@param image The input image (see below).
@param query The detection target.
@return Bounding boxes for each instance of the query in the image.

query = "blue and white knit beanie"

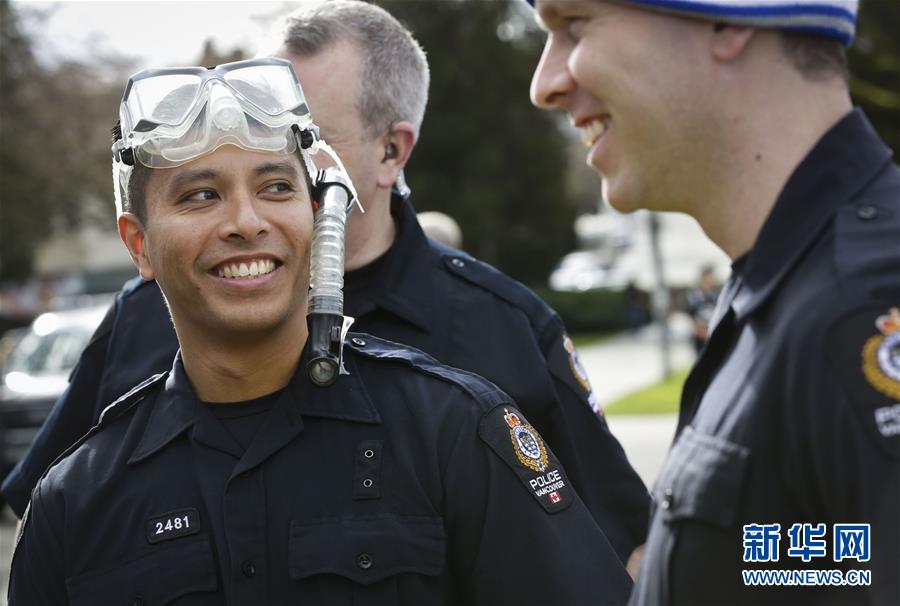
[527,1,859,47]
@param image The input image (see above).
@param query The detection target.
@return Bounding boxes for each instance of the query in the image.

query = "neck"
[344,187,397,270]
[177,311,308,403]
[690,73,852,260]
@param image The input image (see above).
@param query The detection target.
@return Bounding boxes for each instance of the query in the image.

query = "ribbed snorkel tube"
[306,166,356,386]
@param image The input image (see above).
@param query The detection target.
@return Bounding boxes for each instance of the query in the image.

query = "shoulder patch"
[828,305,900,458]
[547,332,603,418]
[440,250,555,334]
[479,405,574,513]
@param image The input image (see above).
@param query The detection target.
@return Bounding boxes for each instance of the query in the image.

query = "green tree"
[376,0,577,286]
[0,0,126,281]
[849,0,900,151]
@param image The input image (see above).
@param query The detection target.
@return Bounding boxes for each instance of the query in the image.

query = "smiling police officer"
[528,0,899,604]
[2,0,650,571]
[8,57,633,605]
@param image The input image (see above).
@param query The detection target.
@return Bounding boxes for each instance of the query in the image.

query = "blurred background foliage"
[1,0,898,290]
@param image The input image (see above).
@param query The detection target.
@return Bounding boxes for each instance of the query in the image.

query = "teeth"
[580,119,608,148]
[216,259,277,280]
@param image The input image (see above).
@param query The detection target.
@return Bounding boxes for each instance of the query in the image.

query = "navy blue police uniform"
[630,110,900,605]
[2,194,649,562]
[9,335,633,605]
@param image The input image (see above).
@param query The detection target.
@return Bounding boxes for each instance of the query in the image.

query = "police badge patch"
[504,408,549,473]
[479,405,574,513]
[862,307,900,401]
[548,333,603,418]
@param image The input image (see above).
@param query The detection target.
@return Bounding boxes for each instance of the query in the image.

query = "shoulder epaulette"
[344,333,512,410]
[97,371,168,425]
[34,371,168,495]
[432,242,557,335]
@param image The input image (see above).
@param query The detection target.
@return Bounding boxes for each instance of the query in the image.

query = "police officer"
[529,0,899,603]
[1,0,650,569]
[8,57,633,605]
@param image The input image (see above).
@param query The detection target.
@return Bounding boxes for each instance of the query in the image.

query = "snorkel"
[111,58,360,387]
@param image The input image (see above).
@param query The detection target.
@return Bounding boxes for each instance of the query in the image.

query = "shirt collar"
[128,344,381,464]
[344,193,438,333]
[731,108,894,321]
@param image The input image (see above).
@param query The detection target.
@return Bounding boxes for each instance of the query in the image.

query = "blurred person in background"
[2,0,650,573]
[529,0,899,603]
[682,265,721,354]
[417,210,463,249]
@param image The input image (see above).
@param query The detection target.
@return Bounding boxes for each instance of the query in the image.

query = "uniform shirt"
[9,336,634,605]
[2,196,649,562]
[630,109,900,605]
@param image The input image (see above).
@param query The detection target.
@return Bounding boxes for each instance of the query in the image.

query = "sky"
[13,0,301,68]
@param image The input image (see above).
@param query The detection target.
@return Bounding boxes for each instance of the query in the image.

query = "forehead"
[535,0,602,27]
[146,147,304,192]
[276,43,365,139]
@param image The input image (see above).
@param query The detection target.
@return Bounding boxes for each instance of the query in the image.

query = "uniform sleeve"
[442,400,633,606]
[0,300,115,517]
[540,320,650,560]
[785,304,900,604]
[7,478,69,605]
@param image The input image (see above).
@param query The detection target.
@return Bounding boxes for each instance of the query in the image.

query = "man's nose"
[530,35,576,111]
[221,193,270,241]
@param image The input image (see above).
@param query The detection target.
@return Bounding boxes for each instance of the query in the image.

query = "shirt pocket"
[66,535,218,606]
[653,426,750,526]
[650,426,750,601]
[289,514,445,604]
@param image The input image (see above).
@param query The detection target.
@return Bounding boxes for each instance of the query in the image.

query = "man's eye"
[181,189,217,203]
[262,182,295,195]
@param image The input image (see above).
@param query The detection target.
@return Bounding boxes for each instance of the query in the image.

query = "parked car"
[0,305,108,490]
[548,251,631,292]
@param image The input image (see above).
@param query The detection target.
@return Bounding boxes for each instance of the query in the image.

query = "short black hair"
[779,32,849,83]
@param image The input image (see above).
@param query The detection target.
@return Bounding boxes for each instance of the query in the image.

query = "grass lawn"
[568,331,617,349]
[603,367,690,416]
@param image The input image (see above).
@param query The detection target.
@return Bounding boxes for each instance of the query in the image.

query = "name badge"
[147,508,200,544]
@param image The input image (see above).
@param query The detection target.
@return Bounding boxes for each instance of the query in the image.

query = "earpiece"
[383,142,398,160]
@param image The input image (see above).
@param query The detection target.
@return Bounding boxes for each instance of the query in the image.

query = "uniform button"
[241,560,256,578]
[857,205,877,220]
[451,258,465,268]
[357,553,373,570]
[364,449,375,459]
[661,488,674,510]
[351,337,366,346]
[362,478,374,488]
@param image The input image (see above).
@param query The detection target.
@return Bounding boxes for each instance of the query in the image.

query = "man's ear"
[710,24,756,62]
[376,120,416,189]
[118,213,156,280]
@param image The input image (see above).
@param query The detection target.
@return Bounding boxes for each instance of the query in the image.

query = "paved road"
[0,324,691,600]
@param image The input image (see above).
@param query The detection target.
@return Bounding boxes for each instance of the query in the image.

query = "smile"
[216,259,278,279]
[580,118,609,148]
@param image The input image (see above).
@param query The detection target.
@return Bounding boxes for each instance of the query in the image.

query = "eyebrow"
[254,160,301,179]
[167,168,219,196]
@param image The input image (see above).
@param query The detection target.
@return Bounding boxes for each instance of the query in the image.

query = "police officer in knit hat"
[529,0,899,604]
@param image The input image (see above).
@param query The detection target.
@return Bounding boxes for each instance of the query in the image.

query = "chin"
[602,180,640,214]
